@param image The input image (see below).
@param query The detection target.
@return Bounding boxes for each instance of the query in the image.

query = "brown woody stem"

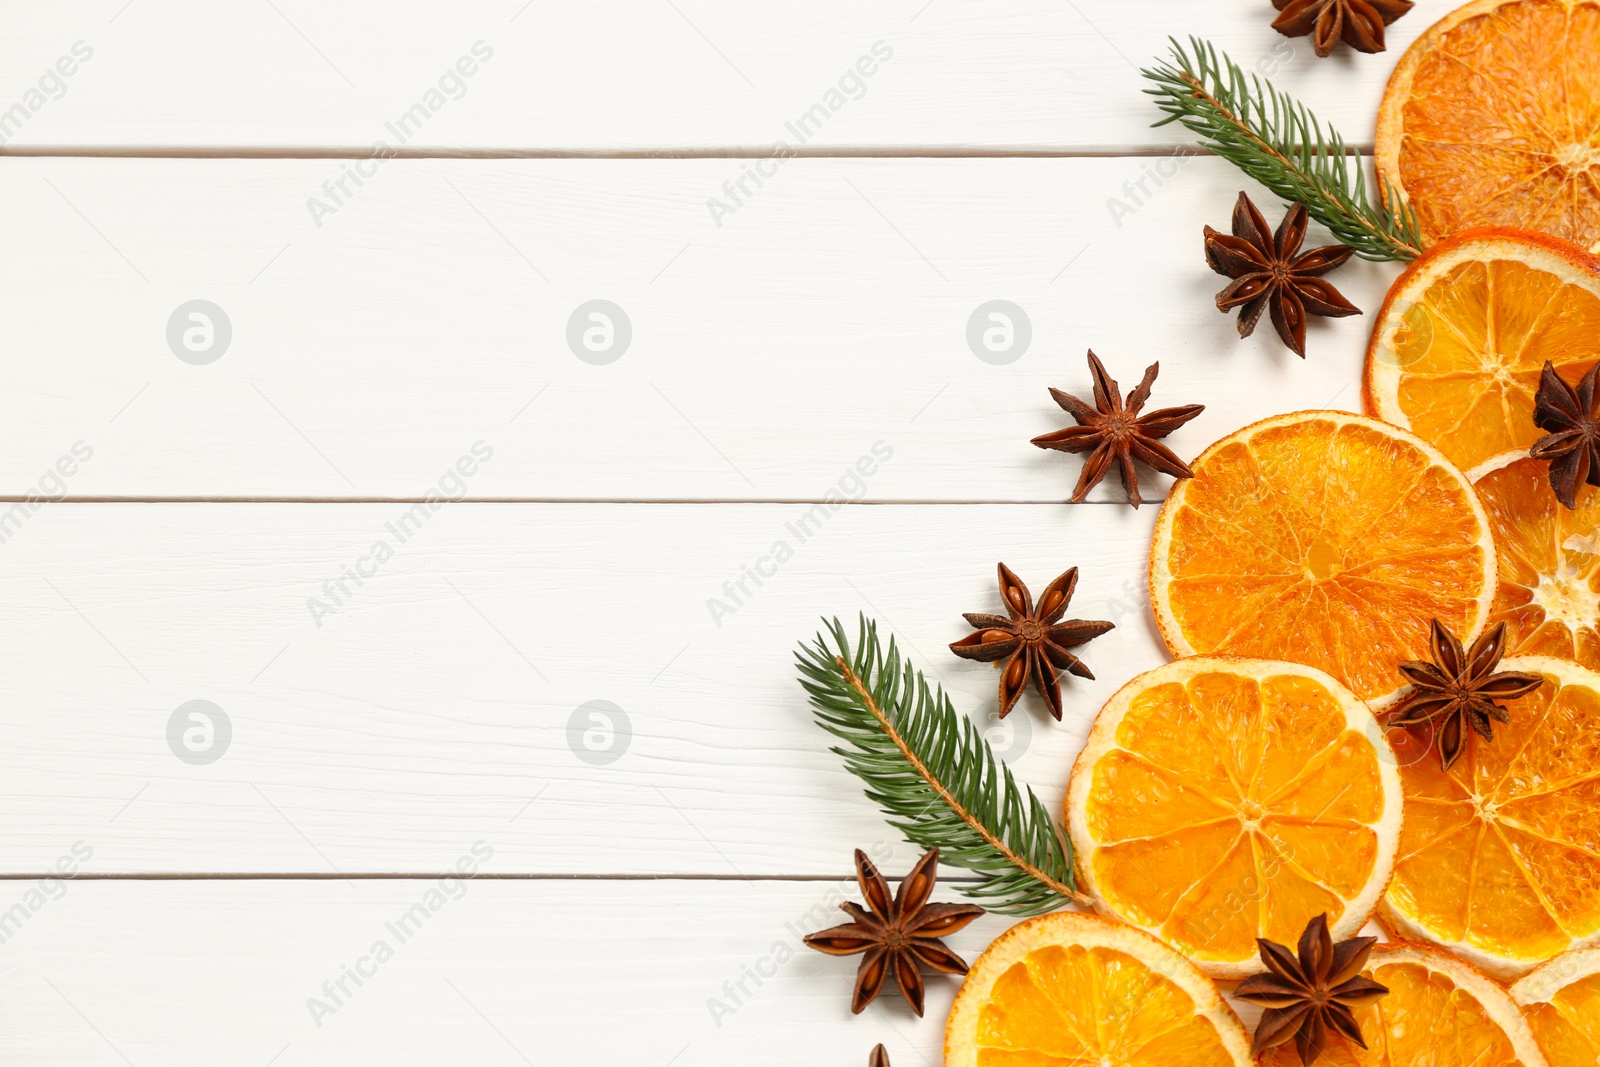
[836,656,1095,909]
[1177,70,1422,261]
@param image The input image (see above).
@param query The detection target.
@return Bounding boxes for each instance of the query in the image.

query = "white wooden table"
[0,3,1437,1063]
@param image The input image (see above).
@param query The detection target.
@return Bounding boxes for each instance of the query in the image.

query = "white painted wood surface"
[0,1,1438,1063]
[0,502,1161,875]
[0,156,1385,501]
[0,879,1025,1065]
[0,1,1453,153]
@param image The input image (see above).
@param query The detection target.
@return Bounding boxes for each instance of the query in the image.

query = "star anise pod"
[1531,360,1600,509]
[1031,350,1204,507]
[1272,0,1414,57]
[1205,192,1360,358]
[1234,914,1390,1065]
[1389,619,1543,771]
[950,563,1113,720]
[869,1046,890,1067]
[804,848,984,1016]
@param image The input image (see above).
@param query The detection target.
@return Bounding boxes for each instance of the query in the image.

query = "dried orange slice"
[944,911,1252,1067]
[1513,950,1600,1066]
[1065,658,1403,979]
[1375,0,1600,252]
[1383,656,1600,979]
[1149,411,1496,705]
[1364,229,1600,476]
[1473,451,1600,669]
[1259,942,1550,1067]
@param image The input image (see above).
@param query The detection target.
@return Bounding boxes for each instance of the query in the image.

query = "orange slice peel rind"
[944,910,1253,1067]
[1471,451,1600,670]
[1376,0,1600,254]
[1364,228,1600,477]
[1382,655,1600,981]
[1257,940,1551,1066]
[1066,656,1403,980]
[1150,410,1496,706]
[1511,949,1600,1067]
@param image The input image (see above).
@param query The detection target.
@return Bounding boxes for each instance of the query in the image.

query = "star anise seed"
[869,1045,890,1067]
[950,563,1114,720]
[1234,914,1390,1065]
[1031,350,1204,507]
[1272,0,1415,57]
[1531,360,1600,509]
[1205,191,1360,357]
[803,848,984,1016]
[1388,619,1543,772]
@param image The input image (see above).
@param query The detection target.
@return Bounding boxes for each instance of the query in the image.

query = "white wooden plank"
[0,156,1389,501]
[0,1,1446,152]
[0,501,1165,875]
[0,878,1029,1066]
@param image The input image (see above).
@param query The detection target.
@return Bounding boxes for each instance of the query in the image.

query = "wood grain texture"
[0,501,1163,875]
[0,5,1430,1060]
[0,878,1026,1066]
[0,0,1450,153]
[0,156,1387,501]
[0,874,1295,1066]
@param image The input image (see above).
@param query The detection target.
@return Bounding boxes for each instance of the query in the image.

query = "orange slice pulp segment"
[944,911,1252,1067]
[1512,950,1600,1067]
[1258,943,1550,1066]
[1364,229,1600,476]
[1474,452,1600,668]
[1383,656,1600,979]
[1375,0,1600,252]
[1150,411,1495,704]
[1066,658,1402,979]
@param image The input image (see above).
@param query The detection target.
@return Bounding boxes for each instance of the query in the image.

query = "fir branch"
[1143,36,1423,262]
[796,615,1089,916]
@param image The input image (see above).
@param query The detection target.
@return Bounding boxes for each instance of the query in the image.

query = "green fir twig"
[1143,36,1423,262]
[796,615,1089,916]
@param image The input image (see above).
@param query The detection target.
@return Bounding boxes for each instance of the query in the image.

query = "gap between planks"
[0,872,991,882]
[0,145,1375,160]
[0,497,1141,505]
